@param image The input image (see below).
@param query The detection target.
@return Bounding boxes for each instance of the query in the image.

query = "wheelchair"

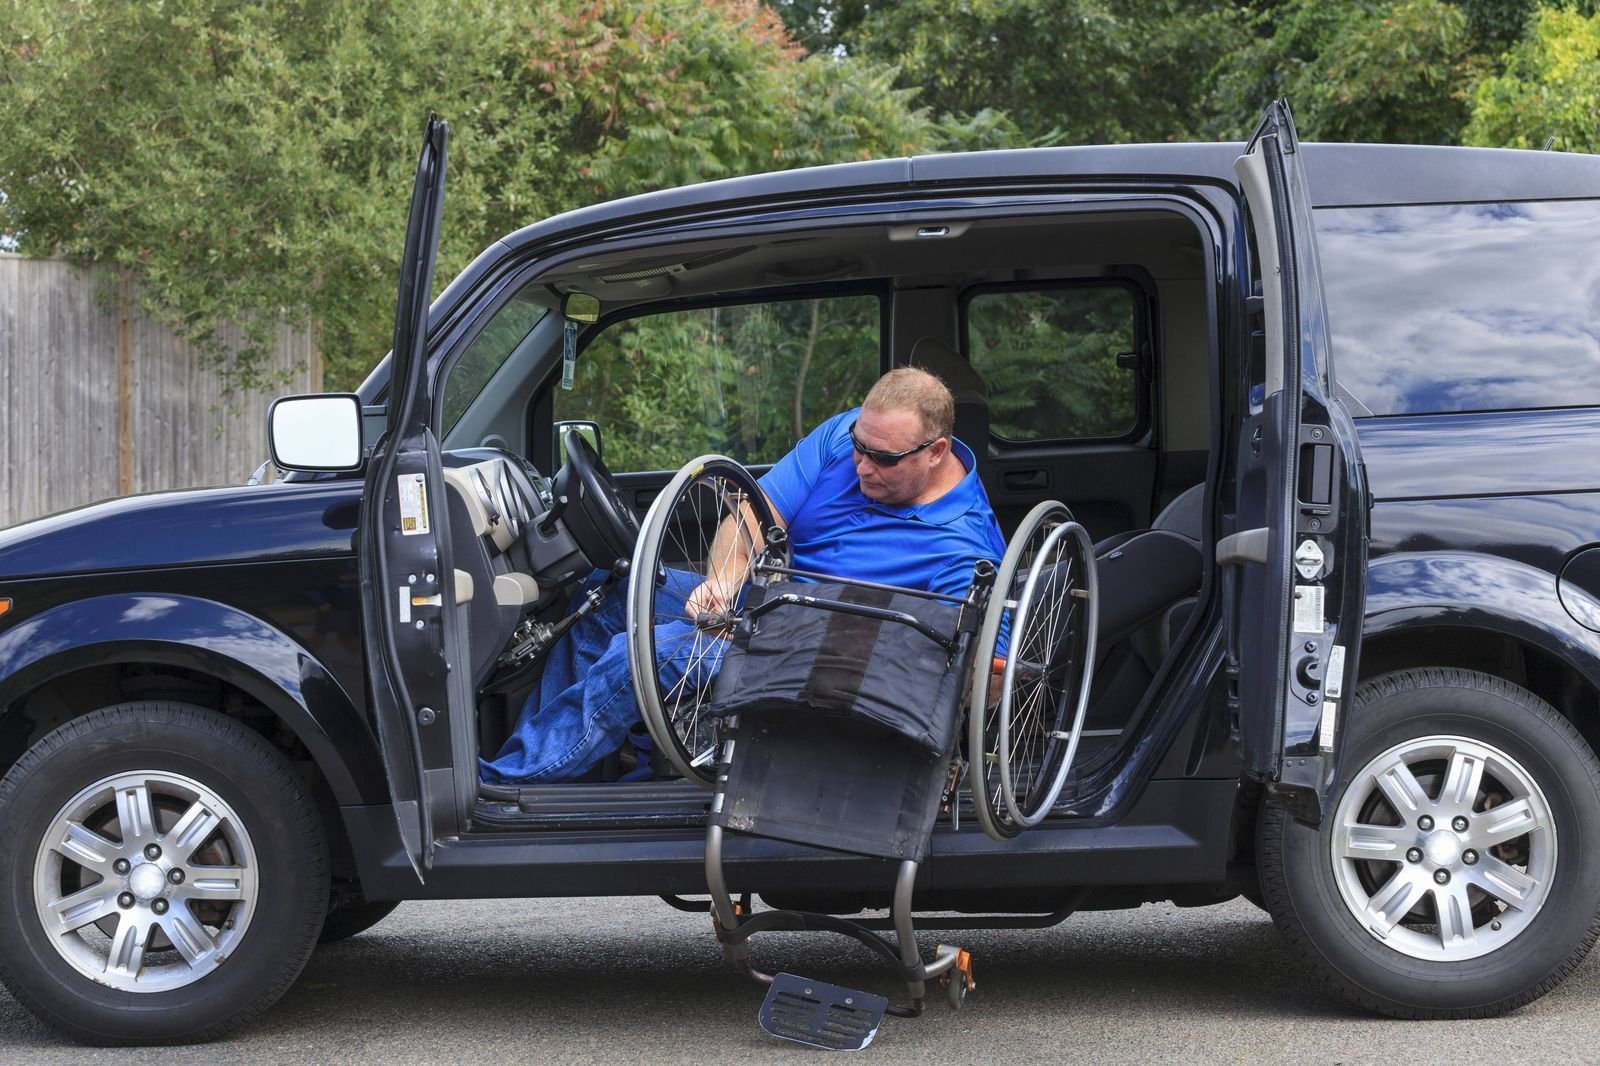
[626,456,1098,1049]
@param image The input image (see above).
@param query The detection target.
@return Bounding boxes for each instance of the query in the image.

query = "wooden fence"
[1,254,322,528]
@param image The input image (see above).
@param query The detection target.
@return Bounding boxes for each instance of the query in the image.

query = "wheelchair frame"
[626,455,1097,1046]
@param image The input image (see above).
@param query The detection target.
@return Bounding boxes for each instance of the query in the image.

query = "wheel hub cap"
[1423,830,1462,868]
[128,863,166,901]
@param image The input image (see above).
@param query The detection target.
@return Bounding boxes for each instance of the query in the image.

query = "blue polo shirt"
[758,409,1004,599]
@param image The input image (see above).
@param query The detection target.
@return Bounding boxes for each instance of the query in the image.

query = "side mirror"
[268,394,364,472]
[555,420,603,465]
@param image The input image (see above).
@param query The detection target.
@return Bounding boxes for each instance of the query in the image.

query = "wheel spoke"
[106,914,152,981]
[47,883,120,936]
[115,782,159,845]
[54,820,120,874]
[1439,748,1486,812]
[1336,822,1414,862]
[1472,798,1541,844]
[1363,868,1426,937]
[185,866,249,902]
[1468,854,1541,911]
[166,799,223,858]
[1372,758,1432,821]
[160,906,217,966]
[1432,880,1477,950]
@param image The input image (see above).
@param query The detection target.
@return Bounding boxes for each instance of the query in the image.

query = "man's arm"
[683,490,785,621]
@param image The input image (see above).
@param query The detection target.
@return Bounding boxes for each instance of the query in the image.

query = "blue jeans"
[479,569,722,784]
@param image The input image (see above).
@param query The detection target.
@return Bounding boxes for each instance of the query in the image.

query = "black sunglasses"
[848,419,939,467]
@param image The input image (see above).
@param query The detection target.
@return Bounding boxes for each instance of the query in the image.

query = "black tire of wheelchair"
[319,899,401,944]
[0,702,329,1045]
[630,454,783,787]
[967,499,1073,842]
[1257,667,1600,1018]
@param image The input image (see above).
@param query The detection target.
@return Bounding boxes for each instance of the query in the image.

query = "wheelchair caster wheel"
[936,945,975,1011]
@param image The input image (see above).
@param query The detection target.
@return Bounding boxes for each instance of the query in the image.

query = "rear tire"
[0,702,329,1044]
[1258,668,1600,1017]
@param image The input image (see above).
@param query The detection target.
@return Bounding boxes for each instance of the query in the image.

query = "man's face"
[851,406,948,507]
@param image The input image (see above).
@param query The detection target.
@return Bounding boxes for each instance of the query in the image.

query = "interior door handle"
[1003,469,1049,490]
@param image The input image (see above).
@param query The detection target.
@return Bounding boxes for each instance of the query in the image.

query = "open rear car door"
[357,116,462,879]
[1225,100,1369,825]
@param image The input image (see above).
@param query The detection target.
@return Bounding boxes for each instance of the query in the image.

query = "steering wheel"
[550,430,640,571]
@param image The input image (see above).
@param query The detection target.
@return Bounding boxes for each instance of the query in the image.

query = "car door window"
[555,295,881,471]
[439,288,550,438]
[964,283,1142,441]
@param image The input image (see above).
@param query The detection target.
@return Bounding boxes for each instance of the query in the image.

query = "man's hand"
[685,576,742,626]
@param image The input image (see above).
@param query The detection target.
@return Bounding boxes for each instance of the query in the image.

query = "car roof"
[497,142,1600,256]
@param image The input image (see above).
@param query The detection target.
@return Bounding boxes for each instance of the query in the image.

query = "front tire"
[1259,668,1600,1017]
[0,702,329,1044]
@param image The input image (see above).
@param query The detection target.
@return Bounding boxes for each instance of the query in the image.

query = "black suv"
[5,103,1600,1044]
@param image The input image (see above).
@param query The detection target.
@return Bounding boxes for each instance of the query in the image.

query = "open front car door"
[357,116,464,879]
[1226,100,1369,825]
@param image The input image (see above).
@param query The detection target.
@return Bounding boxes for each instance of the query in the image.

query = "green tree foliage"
[777,0,1248,146]
[0,0,932,392]
[1465,5,1600,151]
[1210,0,1476,142]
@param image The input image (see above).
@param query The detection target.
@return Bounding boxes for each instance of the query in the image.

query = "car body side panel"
[0,593,383,804]
[1363,552,1600,688]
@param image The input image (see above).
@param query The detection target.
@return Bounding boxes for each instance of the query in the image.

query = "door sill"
[473,778,710,831]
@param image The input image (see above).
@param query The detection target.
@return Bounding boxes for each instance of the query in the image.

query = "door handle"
[1003,469,1049,491]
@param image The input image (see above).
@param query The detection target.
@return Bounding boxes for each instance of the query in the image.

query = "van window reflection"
[1317,200,1600,417]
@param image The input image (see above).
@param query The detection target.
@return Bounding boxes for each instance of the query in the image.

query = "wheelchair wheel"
[627,455,787,786]
[968,500,1098,839]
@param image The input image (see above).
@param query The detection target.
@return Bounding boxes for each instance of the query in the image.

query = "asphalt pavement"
[5,895,1600,1064]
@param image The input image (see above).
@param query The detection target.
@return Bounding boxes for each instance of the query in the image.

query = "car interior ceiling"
[461,205,1216,796]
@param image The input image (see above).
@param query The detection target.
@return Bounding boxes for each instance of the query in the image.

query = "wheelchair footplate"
[760,973,888,1052]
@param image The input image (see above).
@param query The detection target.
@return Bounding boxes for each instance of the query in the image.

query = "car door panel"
[357,115,457,879]
[1228,100,1368,826]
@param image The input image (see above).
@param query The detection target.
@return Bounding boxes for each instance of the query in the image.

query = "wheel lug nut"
[1406,847,1424,863]
[1452,816,1469,832]
[117,892,135,909]
[144,844,162,861]
[168,868,185,885]
[152,898,168,915]
[1434,869,1450,885]
[1418,815,1434,831]
[113,858,131,875]
[1463,850,1478,865]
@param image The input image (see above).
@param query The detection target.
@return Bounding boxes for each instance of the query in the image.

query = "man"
[481,366,1004,784]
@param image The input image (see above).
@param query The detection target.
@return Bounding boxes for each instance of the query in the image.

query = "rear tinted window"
[964,283,1141,441]
[1317,201,1600,416]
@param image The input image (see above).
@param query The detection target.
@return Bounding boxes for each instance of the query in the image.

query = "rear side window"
[963,283,1141,441]
[555,295,880,471]
[1317,200,1600,416]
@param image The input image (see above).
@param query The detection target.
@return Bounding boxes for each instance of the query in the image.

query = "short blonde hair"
[862,367,955,441]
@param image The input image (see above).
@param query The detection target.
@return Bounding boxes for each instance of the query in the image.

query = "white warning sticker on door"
[1326,644,1347,699]
[1292,584,1324,633]
[398,473,430,536]
[1319,700,1339,750]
